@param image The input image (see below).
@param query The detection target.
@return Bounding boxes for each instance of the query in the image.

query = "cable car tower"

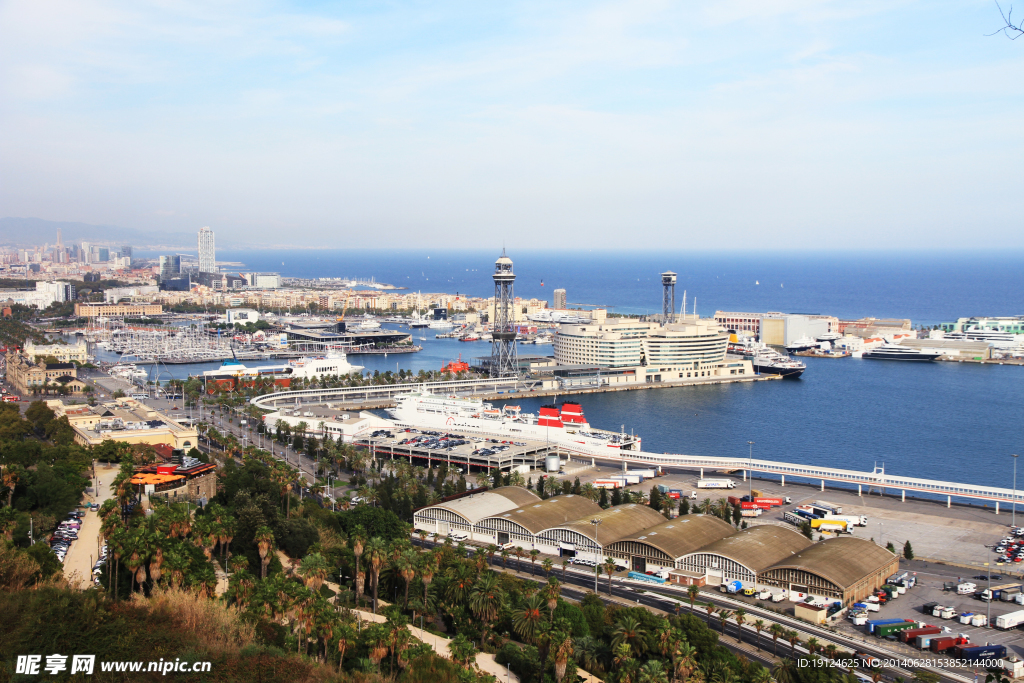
[661,271,677,324]
[490,249,519,377]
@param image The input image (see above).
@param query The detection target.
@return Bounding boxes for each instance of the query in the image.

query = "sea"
[127,249,1024,490]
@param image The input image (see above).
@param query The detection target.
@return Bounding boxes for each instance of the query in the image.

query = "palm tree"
[513,593,545,643]
[786,629,800,659]
[514,547,526,573]
[574,635,601,674]
[364,537,388,613]
[604,558,616,595]
[675,641,697,683]
[773,659,796,683]
[351,529,365,605]
[639,661,670,683]
[500,548,510,570]
[255,526,275,579]
[717,609,732,637]
[542,558,554,576]
[419,552,437,613]
[469,571,504,646]
[733,608,746,643]
[561,558,570,580]
[752,667,773,683]
[395,550,417,609]
[552,630,575,683]
[298,553,329,592]
[753,619,766,651]
[704,601,715,626]
[687,584,700,612]
[529,548,540,574]
[698,498,714,514]
[806,637,820,657]
[543,577,561,615]
[612,615,647,654]
[823,643,838,662]
[335,623,355,669]
[448,634,477,669]
[768,623,784,657]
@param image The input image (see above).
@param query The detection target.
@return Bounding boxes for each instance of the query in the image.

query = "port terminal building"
[550,316,754,385]
[415,492,899,604]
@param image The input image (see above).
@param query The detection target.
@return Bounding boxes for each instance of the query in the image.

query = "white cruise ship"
[386,393,641,454]
[201,351,363,391]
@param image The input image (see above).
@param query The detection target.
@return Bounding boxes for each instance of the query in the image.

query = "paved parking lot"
[573,465,1010,566]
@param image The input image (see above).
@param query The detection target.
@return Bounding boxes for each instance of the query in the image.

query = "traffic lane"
[416,540,964,683]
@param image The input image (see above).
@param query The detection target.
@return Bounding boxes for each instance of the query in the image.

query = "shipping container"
[657,484,670,494]
[955,645,1007,662]
[866,618,906,634]
[740,509,762,517]
[741,501,769,510]
[915,634,942,649]
[593,480,622,489]
[696,479,735,489]
[628,469,656,479]
[754,497,785,507]
[812,500,843,514]
[995,610,1024,630]
[876,622,919,638]
[999,588,1020,602]
[900,626,940,643]
[930,637,956,653]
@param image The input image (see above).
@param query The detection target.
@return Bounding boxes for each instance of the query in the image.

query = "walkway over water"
[559,440,1023,512]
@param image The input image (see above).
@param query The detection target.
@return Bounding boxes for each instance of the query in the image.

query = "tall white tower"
[198,226,216,273]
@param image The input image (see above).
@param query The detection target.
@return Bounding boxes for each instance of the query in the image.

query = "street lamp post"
[590,518,603,592]
[986,562,992,628]
[747,441,754,500]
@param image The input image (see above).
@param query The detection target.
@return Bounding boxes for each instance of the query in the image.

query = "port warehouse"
[415,488,899,604]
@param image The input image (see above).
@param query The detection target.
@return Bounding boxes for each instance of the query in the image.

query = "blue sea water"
[130,249,1024,488]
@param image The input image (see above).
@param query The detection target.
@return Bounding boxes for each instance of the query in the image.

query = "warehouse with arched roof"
[413,486,540,539]
[534,503,667,563]
[677,524,812,588]
[606,514,736,573]
[474,494,602,549]
[759,536,900,604]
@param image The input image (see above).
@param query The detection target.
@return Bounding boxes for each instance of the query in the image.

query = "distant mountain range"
[1,217,194,248]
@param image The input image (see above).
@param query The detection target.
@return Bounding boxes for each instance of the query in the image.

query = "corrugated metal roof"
[607,514,736,559]
[546,503,667,545]
[489,495,603,534]
[683,524,812,572]
[764,537,898,589]
[436,487,541,524]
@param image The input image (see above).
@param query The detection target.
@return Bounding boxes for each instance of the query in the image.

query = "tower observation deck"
[490,250,519,377]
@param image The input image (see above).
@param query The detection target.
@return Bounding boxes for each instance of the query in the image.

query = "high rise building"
[553,288,566,310]
[159,255,182,280]
[122,245,133,267]
[198,226,216,273]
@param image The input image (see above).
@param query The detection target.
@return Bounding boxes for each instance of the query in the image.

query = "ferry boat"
[729,339,806,378]
[201,351,363,392]
[386,393,641,454]
[862,344,941,362]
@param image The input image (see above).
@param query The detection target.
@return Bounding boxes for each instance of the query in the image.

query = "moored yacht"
[862,344,941,361]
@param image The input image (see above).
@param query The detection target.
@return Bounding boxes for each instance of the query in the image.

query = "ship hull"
[753,364,805,379]
[862,353,939,361]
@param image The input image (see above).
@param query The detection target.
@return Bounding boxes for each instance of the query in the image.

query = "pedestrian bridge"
[559,440,1022,511]
[249,377,538,410]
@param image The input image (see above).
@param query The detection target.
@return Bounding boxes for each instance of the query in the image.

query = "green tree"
[903,540,914,560]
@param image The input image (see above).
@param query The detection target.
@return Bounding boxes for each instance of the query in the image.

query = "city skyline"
[1,2,1023,250]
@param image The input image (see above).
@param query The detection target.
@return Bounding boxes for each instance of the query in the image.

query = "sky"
[1,0,1023,250]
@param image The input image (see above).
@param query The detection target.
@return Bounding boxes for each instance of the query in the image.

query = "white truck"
[697,478,736,489]
[995,610,1024,630]
[826,514,869,527]
[957,582,977,595]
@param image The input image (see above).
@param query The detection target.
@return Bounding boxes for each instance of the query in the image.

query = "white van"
[448,531,468,542]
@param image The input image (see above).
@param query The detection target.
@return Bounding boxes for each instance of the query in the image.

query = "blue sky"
[1,0,1022,249]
